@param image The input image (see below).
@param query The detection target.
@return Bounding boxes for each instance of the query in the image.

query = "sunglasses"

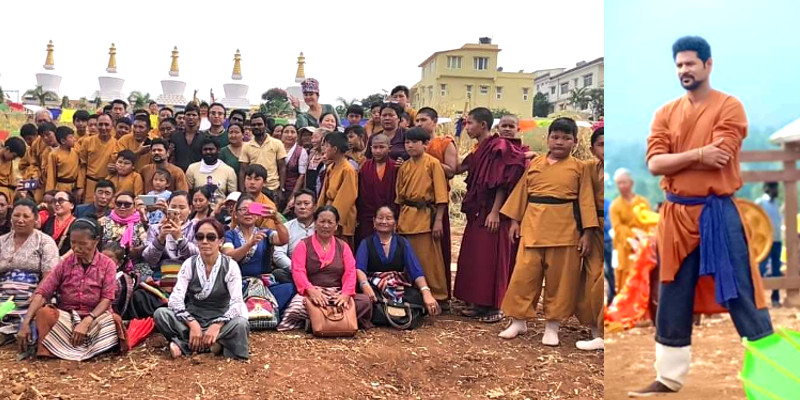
[116,201,133,209]
[194,233,218,242]
[54,198,71,205]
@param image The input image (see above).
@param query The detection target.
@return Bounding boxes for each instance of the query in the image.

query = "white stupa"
[220,49,250,109]
[286,52,308,113]
[35,40,62,97]
[91,43,125,102]
[156,46,187,106]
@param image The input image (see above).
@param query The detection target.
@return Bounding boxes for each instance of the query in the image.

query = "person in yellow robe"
[20,122,58,202]
[609,168,651,294]
[107,150,144,196]
[395,127,449,303]
[317,131,358,248]
[498,117,599,346]
[78,114,118,204]
[45,127,80,193]
[0,138,27,201]
[114,115,153,171]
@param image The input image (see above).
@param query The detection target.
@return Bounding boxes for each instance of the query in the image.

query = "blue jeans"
[758,241,783,304]
[604,240,615,305]
[655,200,773,347]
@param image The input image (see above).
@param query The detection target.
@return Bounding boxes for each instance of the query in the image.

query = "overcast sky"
[1,0,602,107]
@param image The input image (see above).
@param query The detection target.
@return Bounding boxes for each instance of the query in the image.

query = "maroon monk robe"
[355,158,398,248]
[454,135,526,309]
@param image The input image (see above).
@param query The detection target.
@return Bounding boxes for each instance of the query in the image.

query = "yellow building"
[411,38,534,118]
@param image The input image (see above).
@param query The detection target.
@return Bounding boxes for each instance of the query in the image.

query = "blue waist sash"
[665,192,740,306]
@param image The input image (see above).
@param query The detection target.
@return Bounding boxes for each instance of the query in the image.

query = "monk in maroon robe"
[356,134,398,247]
[455,108,526,322]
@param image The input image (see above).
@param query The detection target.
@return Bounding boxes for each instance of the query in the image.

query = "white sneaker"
[498,319,527,339]
[576,337,604,351]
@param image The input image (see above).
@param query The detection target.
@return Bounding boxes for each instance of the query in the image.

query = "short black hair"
[404,127,430,143]
[56,190,77,206]
[96,179,116,193]
[184,103,200,115]
[293,188,316,202]
[344,124,366,139]
[55,126,75,144]
[380,102,404,118]
[117,149,136,164]
[148,100,157,106]
[346,104,364,118]
[314,204,340,222]
[151,138,169,151]
[4,137,26,158]
[323,131,349,153]
[208,102,226,114]
[549,117,578,137]
[244,164,268,180]
[132,109,149,117]
[175,110,186,117]
[115,117,132,127]
[103,105,113,113]
[111,99,128,108]
[201,137,221,150]
[20,123,37,138]
[38,122,56,136]
[764,182,779,190]
[591,127,604,146]
[199,101,209,108]
[370,101,384,111]
[417,107,438,121]
[672,36,712,63]
[230,109,247,121]
[391,85,409,97]
[159,117,177,128]
[88,114,99,121]
[250,112,267,125]
[469,107,494,131]
[159,107,174,116]
[400,113,410,123]
[153,168,173,186]
[319,112,339,129]
[73,110,90,122]
[13,199,38,215]
[133,114,151,129]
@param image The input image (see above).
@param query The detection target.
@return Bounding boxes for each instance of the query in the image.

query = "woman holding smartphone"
[142,191,198,293]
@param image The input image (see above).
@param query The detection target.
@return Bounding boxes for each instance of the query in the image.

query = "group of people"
[0,77,605,362]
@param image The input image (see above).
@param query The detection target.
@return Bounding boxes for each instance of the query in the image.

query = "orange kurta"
[19,136,48,180]
[646,89,766,311]
[114,135,152,171]
[45,147,80,192]
[108,172,144,196]
[610,195,651,291]
[78,135,117,203]
[318,158,358,237]
[426,136,455,166]
[576,158,605,332]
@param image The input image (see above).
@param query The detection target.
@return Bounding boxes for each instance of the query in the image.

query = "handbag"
[371,284,425,330]
[243,277,280,330]
[304,297,358,337]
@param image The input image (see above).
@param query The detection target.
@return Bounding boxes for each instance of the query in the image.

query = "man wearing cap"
[290,78,340,129]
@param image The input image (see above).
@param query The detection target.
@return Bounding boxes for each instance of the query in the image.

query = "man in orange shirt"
[629,36,773,397]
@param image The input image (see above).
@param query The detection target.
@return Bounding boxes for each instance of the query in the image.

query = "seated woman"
[0,200,61,344]
[142,191,198,290]
[41,191,77,257]
[153,218,249,360]
[16,217,127,361]
[356,206,440,327]
[98,191,147,274]
[276,205,372,331]
[222,195,293,314]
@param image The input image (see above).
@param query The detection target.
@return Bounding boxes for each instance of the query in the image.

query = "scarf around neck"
[199,159,222,175]
[110,210,140,248]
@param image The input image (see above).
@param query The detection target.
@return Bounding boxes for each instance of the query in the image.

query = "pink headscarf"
[109,210,141,249]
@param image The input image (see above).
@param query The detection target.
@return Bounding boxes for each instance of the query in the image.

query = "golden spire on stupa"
[295,52,306,83]
[169,46,180,77]
[43,40,55,70]
[106,43,117,73]
[232,49,242,80]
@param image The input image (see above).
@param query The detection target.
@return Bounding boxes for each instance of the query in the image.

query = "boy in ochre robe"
[345,125,367,167]
[115,115,153,171]
[0,138,26,201]
[45,127,80,193]
[395,127,449,304]
[317,131,358,249]
[114,117,131,140]
[454,107,526,323]
[356,134,398,247]
[498,117,598,346]
[575,128,605,351]
[242,164,279,230]
[108,150,144,196]
[20,122,58,202]
[78,113,118,203]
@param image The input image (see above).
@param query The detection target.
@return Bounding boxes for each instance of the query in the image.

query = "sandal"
[477,311,504,324]
[460,306,482,318]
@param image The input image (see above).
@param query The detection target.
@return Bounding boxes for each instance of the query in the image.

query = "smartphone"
[166,208,180,224]
[22,179,39,191]
[138,195,158,206]
[247,202,273,217]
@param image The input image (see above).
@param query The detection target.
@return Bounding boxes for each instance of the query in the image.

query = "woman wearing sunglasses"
[97,192,147,273]
[41,191,77,256]
[154,218,249,360]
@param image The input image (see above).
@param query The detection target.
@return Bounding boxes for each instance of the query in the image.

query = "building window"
[480,85,489,95]
[550,86,556,95]
[440,84,447,97]
[466,85,473,99]
[496,87,503,100]
[428,86,433,100]
[584,73,593,87]
[446,56,462,69]
[473,57,489,70]
[560,83,569,94]
[522,88,529,101]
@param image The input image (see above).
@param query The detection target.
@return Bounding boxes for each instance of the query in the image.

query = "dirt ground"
[0,227,604,400]
[604,304,800,399]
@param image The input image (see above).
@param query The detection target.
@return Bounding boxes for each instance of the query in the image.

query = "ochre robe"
[108,172,144,196]
[454,135,526,309]
[0,158,17,202]
[646,89,766,312]
[19,137,52,202]
[576,158,605,334]
[426,135,456,296]
[78,135,117,203]
[45,147,80,192]
[140,163,189,194]
[395,153,449,300]
[115,135,152,171]
[356,158,398,246]
[318,158,358,240]
[610,195,651,292]
[500,155,599,320]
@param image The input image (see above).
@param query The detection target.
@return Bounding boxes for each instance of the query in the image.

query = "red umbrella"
[127,317,155,348]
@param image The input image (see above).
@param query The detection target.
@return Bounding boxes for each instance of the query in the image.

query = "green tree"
[490,108,513,118]
[93,96,103,109]
[532,92,550,117]
[588,87,604,119]
[260,88,292,117]
[128,91,151,109]
[566,87,591,111]
[360,93,385,108]
[24,85,59,107]
[0,86,4,104]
